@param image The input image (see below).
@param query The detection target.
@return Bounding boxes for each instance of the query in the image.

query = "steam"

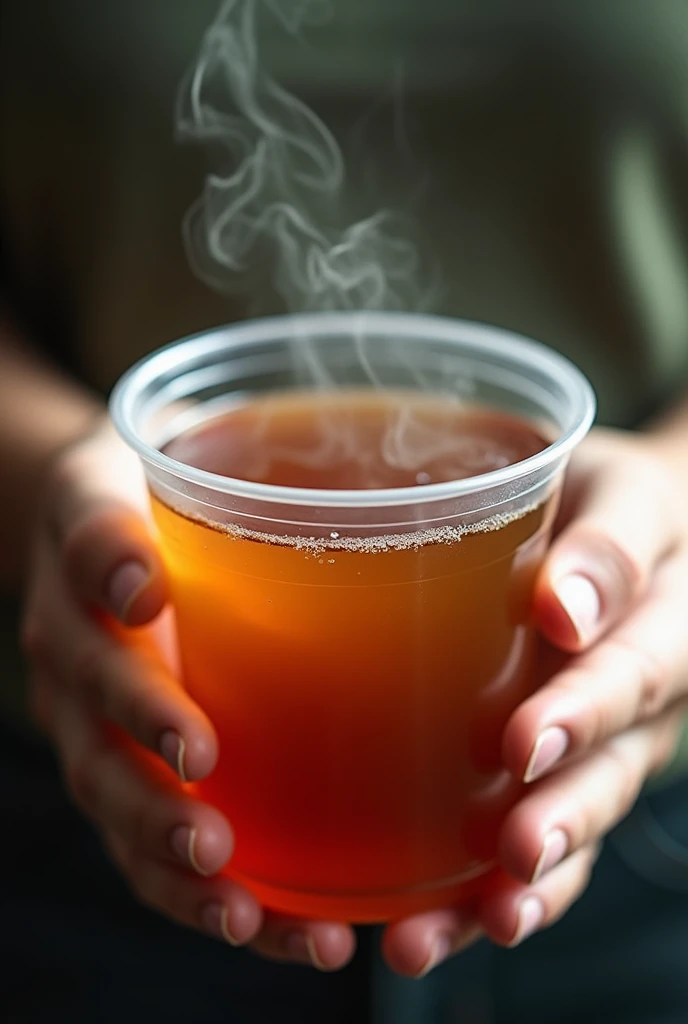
[176,0,422,316]
[174,0,482,483]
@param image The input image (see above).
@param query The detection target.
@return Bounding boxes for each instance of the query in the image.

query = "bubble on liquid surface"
[180,498,548,556]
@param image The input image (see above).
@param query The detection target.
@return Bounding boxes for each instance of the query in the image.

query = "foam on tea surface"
[161,389,550,552]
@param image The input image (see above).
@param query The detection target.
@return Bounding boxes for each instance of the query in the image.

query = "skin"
[5,318,688,975]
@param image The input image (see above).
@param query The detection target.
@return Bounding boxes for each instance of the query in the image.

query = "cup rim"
[109,311,596,509]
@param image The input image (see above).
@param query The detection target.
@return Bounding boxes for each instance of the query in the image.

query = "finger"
[479,843,600,947]
[106,835,355,968]
[64,506,168,627]
[535,439,680,652]
[500,710,683,885]
[248,914,357,972]
[504,553,688,782]
[106,834,263,947]
[52,692,356,971]
[46,427,167,626]
[24,576,217,782]
[381,908,483,979]
[52,692,233,875]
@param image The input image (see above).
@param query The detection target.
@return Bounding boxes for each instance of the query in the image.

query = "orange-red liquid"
[153,391,554,921]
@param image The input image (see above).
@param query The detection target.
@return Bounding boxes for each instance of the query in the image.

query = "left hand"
[22,421,356,971]
[383,426,688,977]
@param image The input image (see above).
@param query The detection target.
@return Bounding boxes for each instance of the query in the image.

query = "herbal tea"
[153,390,554,920]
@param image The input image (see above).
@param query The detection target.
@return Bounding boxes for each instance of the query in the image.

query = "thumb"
[534,444,678,653]
[46,425,167,626]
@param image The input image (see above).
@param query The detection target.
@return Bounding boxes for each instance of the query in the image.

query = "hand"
[382,427,688,977]
[21,417,355,970]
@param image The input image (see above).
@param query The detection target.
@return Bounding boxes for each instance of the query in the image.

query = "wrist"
[8,406,107,589]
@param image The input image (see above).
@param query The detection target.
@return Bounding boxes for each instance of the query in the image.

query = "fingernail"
[524,726,569,783]
[201,902,242,946]
[170,825,208,876]
[285,932,329,971]
[159,730,187,783]
[107,560,150,622]
[509,896,544,946]
[531,828,568,883]
[554,573,600,644]
[414,933,453,979]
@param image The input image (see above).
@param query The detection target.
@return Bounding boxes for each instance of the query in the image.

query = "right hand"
[21,416,355,970]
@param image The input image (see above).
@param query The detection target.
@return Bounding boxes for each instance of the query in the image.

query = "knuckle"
[568,637,671,754]
[593,529,645,596]
[80,646,159,746]
[608,638,670,720]
[561,804,591,856]
[552,669,611,748]
[585,693,615,750]
[571,519,645,600]
[600,745,642,820]
[635,650,671,720]
[60,505,122,584]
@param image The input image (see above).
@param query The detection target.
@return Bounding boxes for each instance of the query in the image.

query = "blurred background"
[3,2,688,1021]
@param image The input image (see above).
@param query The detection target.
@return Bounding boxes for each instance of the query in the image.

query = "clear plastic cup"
[110,311,595,922]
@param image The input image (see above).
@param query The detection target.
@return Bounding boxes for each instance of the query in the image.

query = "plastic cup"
[110,311,595,922]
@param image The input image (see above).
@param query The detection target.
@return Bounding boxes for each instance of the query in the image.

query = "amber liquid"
[154,391,554,921]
